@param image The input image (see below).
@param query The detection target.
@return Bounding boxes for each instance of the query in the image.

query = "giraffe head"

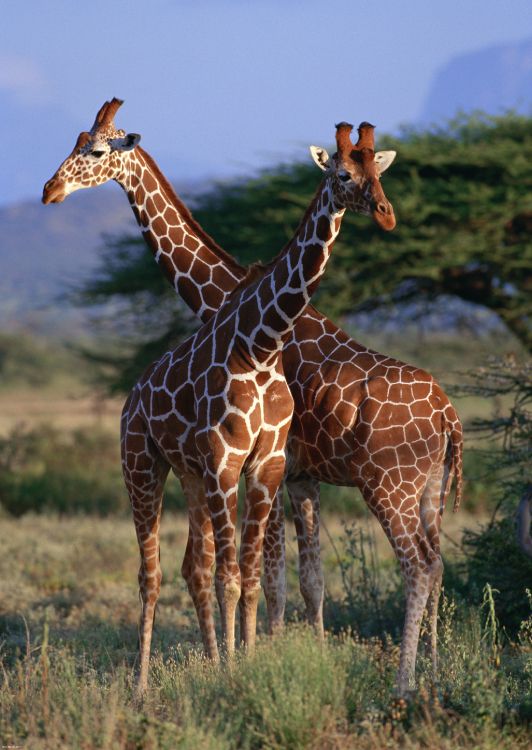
[42,98,141,204]
[310,122,396,231]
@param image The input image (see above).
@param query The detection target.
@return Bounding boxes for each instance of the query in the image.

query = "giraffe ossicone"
[43,98,463,696]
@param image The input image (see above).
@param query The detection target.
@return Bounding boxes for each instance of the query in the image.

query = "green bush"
[461,518,532,631]
[0,424,187,516]
[452,357,532,631]
[0,333,80,388]
[0,469,125,516]
[460,448,500,512]
[324,522,405,639]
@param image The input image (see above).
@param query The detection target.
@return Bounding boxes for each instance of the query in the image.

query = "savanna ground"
[0,329,531,749]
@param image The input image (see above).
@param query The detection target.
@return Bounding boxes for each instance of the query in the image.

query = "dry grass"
[0,509,483,638]
[0,514,530,749]
[0,386,124,436]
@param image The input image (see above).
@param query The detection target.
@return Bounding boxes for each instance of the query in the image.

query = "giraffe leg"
[203,463,242,658]
[262,487,287,634]
[180,474,219,661]
[366,486,442,696]
[287,477,324,638]
[398,556,442,695]
[240,455,287,651]
[122,423,170,699]
[425,563,443,678]
[419,454,450,681]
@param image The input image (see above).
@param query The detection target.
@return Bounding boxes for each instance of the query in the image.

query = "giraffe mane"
[227,261,270,296]
[136,147,247,277]
[264,178,328,267]
[226,178,330,296]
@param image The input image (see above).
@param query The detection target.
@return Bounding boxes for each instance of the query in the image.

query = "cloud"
[0,54,51,105]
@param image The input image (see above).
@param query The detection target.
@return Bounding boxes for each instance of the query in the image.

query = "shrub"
[324,521,405,639]
[452,357,532,631]
[0,332,80,388]
[0,424,186,516]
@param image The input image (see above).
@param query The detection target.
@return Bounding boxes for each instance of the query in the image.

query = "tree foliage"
[80,113,532,391]
[192,112,532,346]
[452,356,532,630]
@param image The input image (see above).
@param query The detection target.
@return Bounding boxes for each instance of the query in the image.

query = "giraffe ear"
[374,150,396,175]
[109,132,141,152]
[309,145,331,172]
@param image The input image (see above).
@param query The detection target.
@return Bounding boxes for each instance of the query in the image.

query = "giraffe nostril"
[42,176,66,204]
[377,201,388,214]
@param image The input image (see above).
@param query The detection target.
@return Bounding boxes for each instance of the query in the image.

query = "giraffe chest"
[139,353,293,479]
[197,366,294,454]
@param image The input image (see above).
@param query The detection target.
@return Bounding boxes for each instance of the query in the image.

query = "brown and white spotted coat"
[43,100,397,695]
[43,99,462,694]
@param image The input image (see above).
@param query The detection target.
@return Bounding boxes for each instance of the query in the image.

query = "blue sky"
[1,0,531,204]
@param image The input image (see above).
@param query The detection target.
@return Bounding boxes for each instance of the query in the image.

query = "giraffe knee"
[138,564,162,600]
[300,571,323,596]
[429,555,443,585]
[183,565,212,598]
[240,583,261,610]
[215,576,241,605]
[181,534,215,588]
[405,554,442,601]
[299,564,324,610]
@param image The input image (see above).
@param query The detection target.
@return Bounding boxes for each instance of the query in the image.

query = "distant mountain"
[0,186,135,330]
[420,37,532,123]
[0,178,213,333]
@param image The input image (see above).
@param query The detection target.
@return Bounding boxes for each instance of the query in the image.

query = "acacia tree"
[80,113,532,391]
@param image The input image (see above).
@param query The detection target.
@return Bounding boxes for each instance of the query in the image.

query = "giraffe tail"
[443,409,463,513]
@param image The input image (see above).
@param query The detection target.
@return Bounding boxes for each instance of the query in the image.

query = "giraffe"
[42,99,397,695]
[42,99,462,694]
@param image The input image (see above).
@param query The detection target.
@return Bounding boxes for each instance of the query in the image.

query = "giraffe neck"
[116,147,245,323]
[237,181,345,361]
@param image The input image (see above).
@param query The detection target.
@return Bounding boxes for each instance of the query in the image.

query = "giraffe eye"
[91,150,105,158]
[338,172,351,183]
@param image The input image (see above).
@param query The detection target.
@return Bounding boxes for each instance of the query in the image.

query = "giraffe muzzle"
[372,200,396,231]
[42,177,67,204]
